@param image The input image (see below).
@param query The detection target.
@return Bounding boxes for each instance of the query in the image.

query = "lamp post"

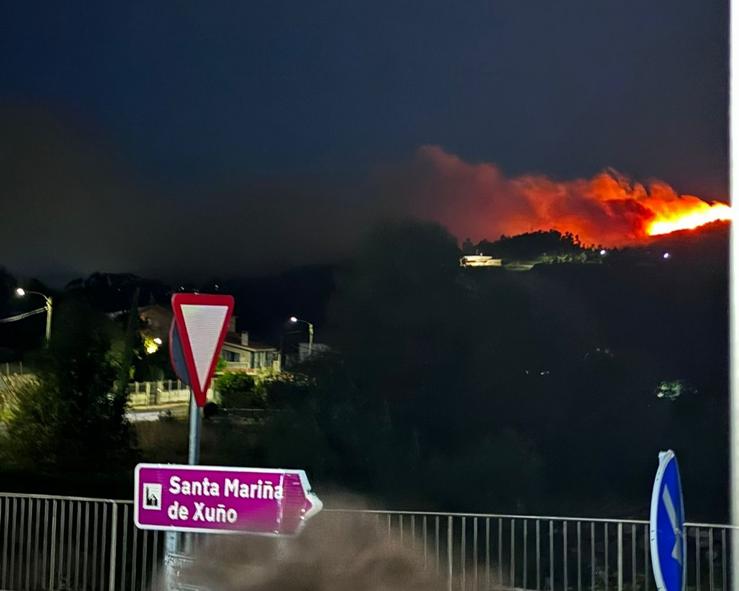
[289,316,314,357]
[730,0,739,584]
[15,288,53,344]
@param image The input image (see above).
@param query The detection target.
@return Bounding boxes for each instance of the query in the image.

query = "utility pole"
[15,288,53,344]
[729,2,738,587]
[289,316,315,358]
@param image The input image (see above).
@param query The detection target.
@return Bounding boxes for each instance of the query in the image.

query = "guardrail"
[327,510,733,591]
[0,493,732,591]
[128,380,186,395]
[0,493,158,591]
[127,381,215,408]
[0,362,27,377]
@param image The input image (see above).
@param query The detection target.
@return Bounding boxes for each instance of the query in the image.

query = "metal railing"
[128,380,185,395]
[0,362,27,377]
[0,493,162,591]
[327,510,735,591]
[219,362,281,375]
[0,494,734,591]
[127,381,214,408]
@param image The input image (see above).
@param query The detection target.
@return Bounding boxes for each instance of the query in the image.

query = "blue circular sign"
[650,450,685,591]
[168,322,190,387]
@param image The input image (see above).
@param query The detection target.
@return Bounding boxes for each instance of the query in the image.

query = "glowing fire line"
[645,202,732,236]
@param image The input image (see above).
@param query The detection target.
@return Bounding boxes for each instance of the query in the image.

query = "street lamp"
[289,316,314,356]
[15,288,53,344]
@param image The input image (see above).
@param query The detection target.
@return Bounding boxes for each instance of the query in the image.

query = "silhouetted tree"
[1,297,136,472]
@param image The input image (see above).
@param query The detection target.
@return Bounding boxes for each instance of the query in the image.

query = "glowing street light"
[15,287,53,344]
[144,337,164,355]
[289,316,314,356]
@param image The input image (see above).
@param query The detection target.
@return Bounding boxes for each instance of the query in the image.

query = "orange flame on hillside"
[517,170,733,242]
[645,201,732,236]
[401,147,732,245]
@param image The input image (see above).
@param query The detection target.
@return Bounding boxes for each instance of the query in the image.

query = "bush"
[215,372,265,409]
[0,299,136,472]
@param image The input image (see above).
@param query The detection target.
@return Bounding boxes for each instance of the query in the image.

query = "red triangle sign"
[170,293,234,407]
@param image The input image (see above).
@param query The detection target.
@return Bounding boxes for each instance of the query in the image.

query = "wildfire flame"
[645,201,732,236]
[400,146,732,245]
[517,170,733,243]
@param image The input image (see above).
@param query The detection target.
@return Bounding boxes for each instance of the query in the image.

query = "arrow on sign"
[649,450,686,591]
[662,487,683,564]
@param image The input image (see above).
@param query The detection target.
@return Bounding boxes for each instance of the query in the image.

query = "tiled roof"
[223,335,278,352]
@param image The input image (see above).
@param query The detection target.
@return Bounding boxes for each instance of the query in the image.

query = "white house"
[220,319,281,375]
[459,255,503,268]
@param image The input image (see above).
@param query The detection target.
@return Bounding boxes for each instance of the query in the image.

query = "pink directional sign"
[134,464,322,536]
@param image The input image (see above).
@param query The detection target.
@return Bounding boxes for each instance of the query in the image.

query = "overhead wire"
[0,307,46,323]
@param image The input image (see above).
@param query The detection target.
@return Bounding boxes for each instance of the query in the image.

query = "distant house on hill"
[220,318,281,376]
[459,255,503,268]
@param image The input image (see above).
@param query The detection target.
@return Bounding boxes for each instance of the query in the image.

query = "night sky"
[0,1,727,283]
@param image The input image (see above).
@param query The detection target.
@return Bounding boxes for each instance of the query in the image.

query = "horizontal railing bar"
[324,509,648,524]
[0,493,131,504]
[684,521,739,529]
[1,492,735,529]
[324,509,739,529]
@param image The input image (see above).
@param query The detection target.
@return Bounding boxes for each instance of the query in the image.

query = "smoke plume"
[160,510,449,591]
[385,146,730,246]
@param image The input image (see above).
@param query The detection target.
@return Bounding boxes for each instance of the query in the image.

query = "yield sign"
[169,293,234,407]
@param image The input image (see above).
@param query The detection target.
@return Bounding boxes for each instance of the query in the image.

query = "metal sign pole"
[163,390,202,589]
[164,532,178,589]
[188,390,201,465]
[731,1,738,589]
[186,390,201,556]
[161,293,233,590]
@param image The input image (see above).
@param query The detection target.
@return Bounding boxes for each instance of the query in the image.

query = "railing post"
[550,520,555,591]
[709,529,715,591]
[617,522,623,591]
[562,521,569,591]
[511,519,516,587]
[696,527,702,591]
[108,503,118,591]
[448,515,454,591]
[49,501,57,591]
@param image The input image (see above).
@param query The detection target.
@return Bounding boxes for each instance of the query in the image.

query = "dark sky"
[0,1,728,283]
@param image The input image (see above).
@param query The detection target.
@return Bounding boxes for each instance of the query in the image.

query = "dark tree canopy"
[478,230,591,261]
[1,297,136,473]
[260,220,727,519]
